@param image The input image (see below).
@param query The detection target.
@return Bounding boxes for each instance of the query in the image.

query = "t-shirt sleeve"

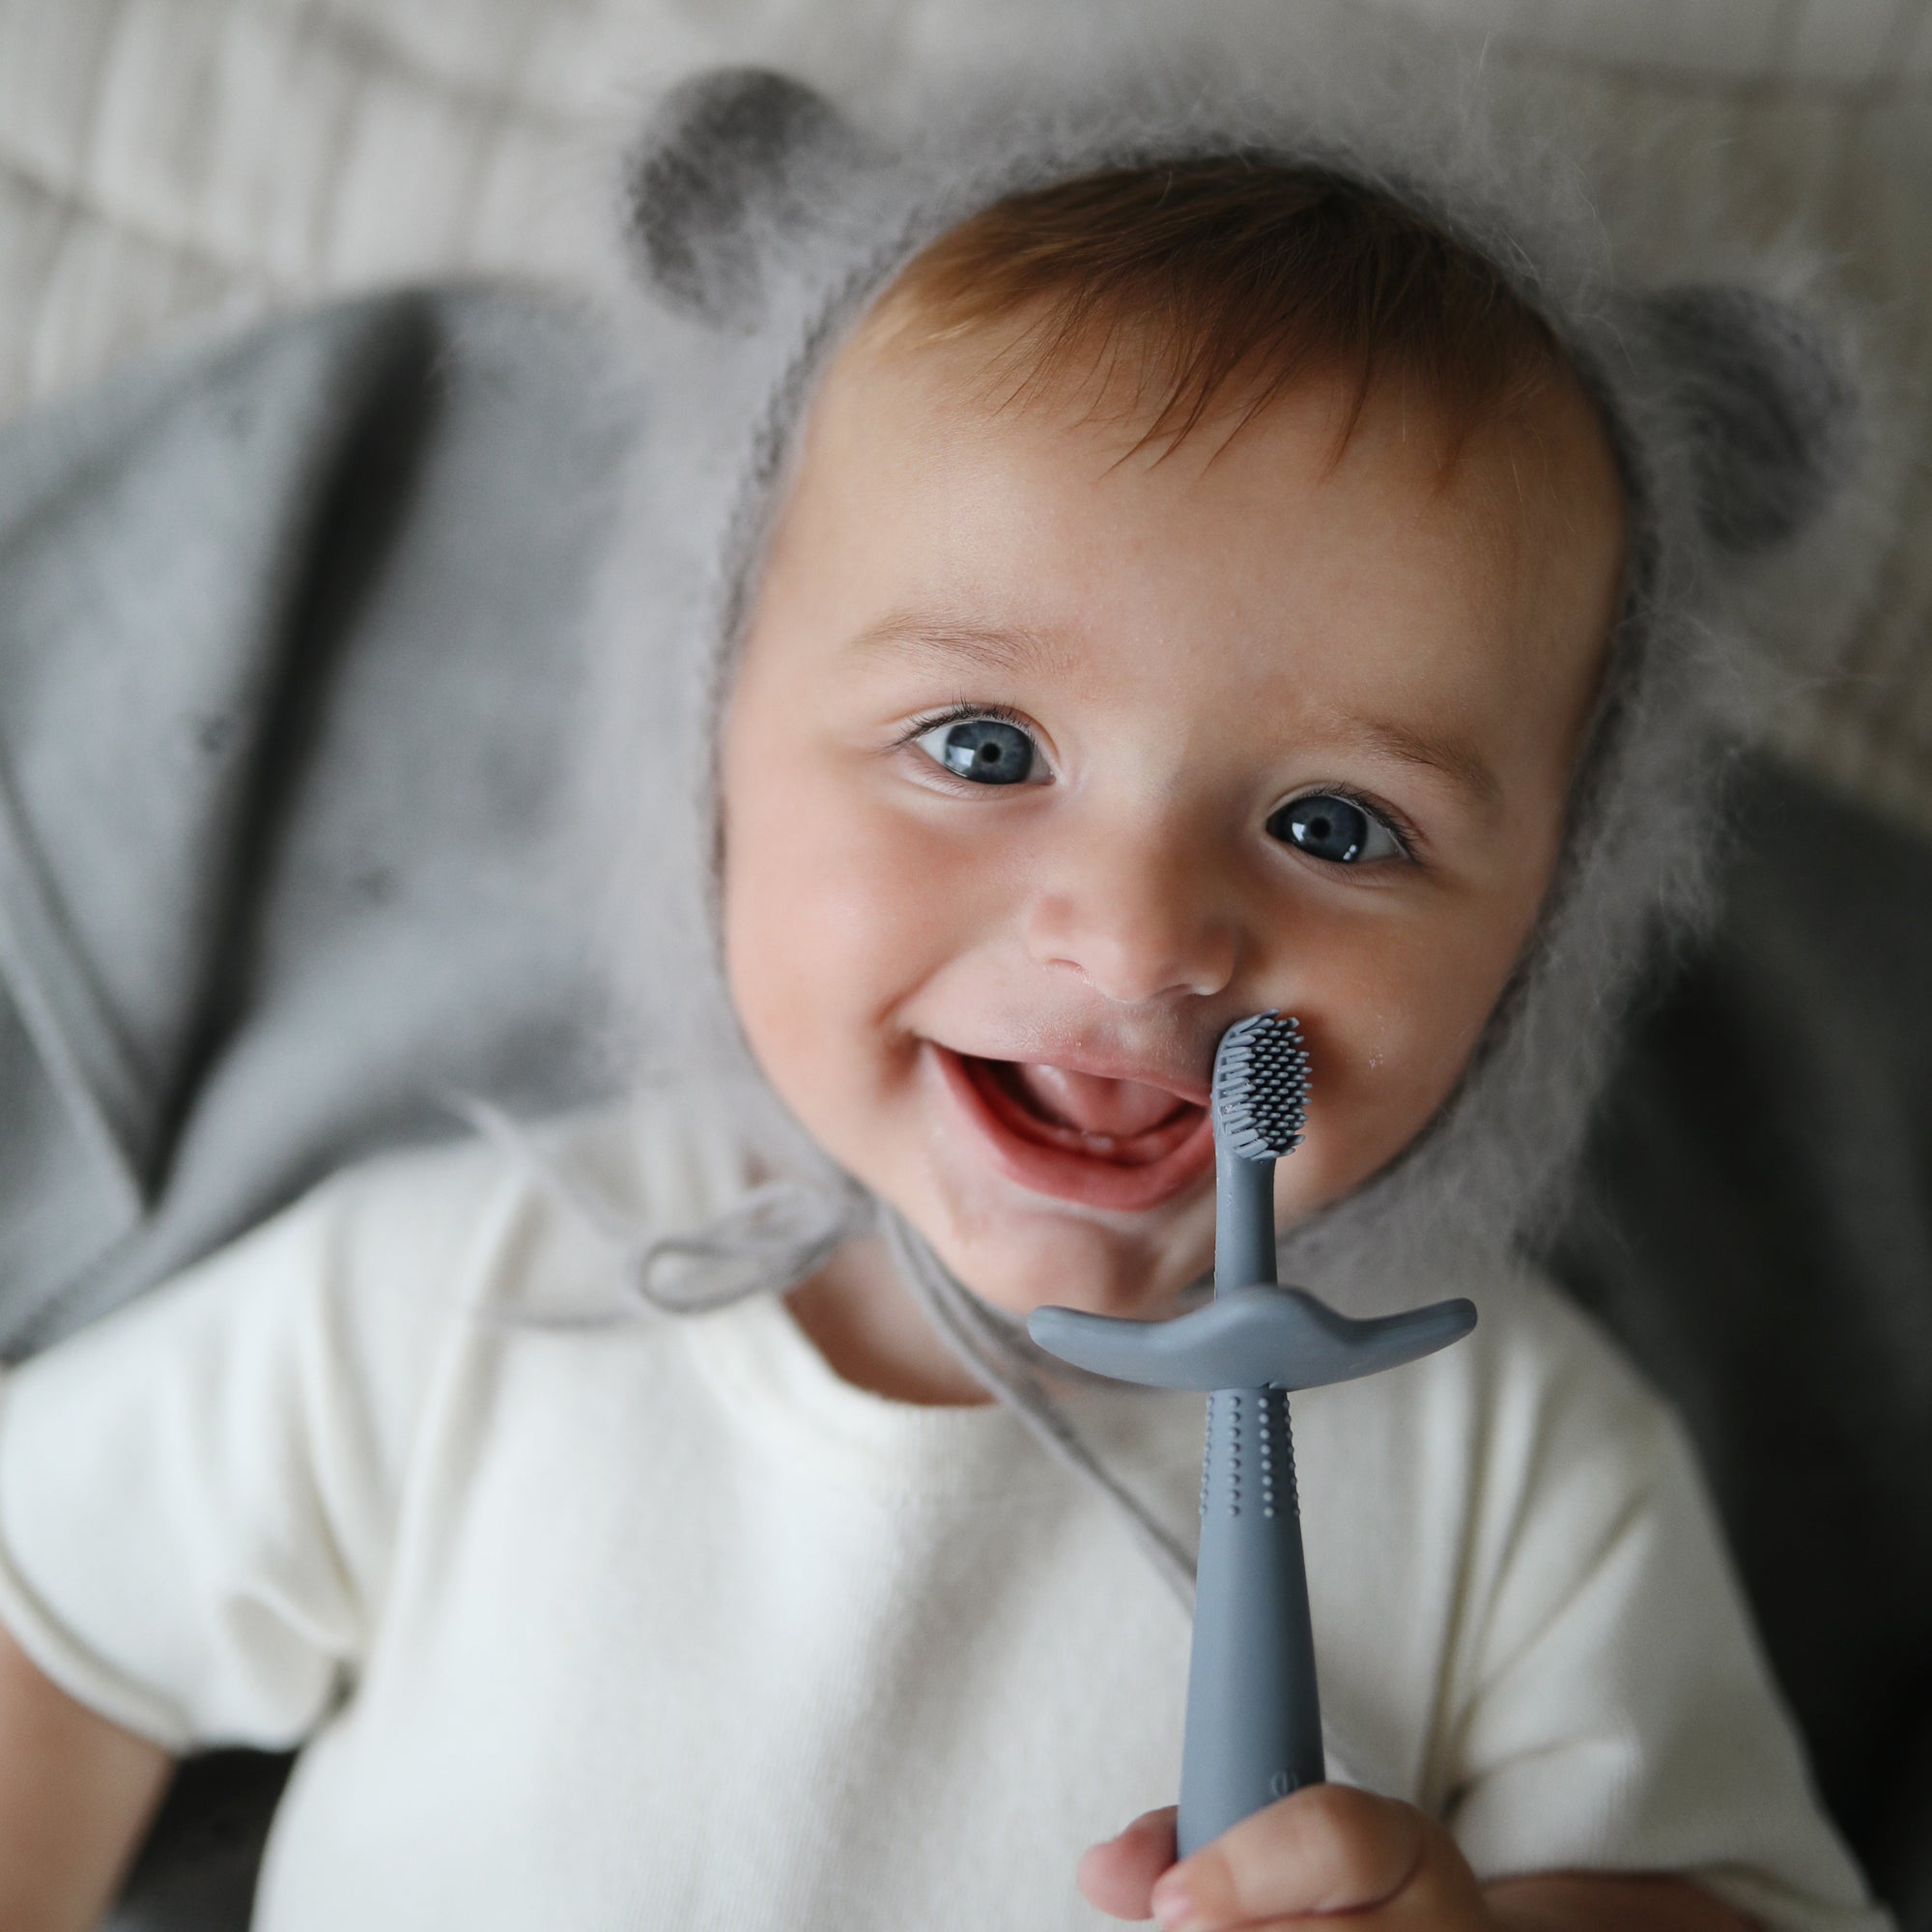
[1442,1286,1891,1932]
[0,1147,494,1753]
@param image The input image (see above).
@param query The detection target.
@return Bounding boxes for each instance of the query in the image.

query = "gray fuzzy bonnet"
[560,47,1868,1548]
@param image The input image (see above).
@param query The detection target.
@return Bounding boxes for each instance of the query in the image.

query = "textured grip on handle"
[1177,1385,1323,1858]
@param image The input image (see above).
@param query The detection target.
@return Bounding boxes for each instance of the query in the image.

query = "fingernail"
[1150,1874,1200,1931]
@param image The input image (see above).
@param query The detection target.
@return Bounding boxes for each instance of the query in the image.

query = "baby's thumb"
[1077,1805,1179,1920]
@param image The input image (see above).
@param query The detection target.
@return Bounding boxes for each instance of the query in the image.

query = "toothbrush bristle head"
[1211,1012,1310,1161]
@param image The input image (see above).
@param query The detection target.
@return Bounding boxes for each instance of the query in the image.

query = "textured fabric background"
[0,0,1928,829]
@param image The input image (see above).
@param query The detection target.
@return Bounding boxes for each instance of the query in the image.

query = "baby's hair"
[867,157,1574,471]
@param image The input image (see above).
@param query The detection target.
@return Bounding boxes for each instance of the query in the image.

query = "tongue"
[1010,1063,1184,1137]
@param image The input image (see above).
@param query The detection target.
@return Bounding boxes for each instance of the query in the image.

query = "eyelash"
[892,703,1421,863]
[895,700,1038,748]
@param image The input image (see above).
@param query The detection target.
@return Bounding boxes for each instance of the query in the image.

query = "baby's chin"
[912,1185,1216,1324]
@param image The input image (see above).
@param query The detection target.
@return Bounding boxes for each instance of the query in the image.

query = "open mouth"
[931,1044,1217,1211]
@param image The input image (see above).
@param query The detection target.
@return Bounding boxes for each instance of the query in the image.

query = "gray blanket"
[0,289,626,1357]
[0,290,1923,1927]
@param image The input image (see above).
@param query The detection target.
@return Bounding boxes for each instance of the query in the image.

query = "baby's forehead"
[798,296,1624,571]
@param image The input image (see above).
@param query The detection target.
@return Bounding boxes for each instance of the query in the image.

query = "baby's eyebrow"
[847,613,1070,679]
[1339,717,1502,814]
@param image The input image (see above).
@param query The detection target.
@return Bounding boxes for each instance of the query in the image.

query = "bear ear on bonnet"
[621,66,1866,560]
[622,67,872,330]
[1634,283,1863,557]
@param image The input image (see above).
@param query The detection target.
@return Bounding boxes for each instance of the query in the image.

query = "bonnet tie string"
[876,1202,1199,1613]
[451,1090,1369,1786]
[447,1091,863,1311]
[450,1093,1194,1608]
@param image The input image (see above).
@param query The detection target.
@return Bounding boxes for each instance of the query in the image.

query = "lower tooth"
[1079,1133,1119,1152]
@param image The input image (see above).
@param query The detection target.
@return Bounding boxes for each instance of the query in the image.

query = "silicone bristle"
[1211,1013,1310,1160]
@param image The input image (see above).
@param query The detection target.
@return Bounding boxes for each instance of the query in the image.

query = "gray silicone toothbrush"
[1028,1011,1476,1857]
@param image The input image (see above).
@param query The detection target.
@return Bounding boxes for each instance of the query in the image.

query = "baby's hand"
[1078,1785,1489,1929]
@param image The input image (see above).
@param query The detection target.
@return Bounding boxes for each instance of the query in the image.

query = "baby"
[0,59,1892,1932]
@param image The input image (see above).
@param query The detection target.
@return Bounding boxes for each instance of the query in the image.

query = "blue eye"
[1266,792,1404,865]
[913,715,1041,786]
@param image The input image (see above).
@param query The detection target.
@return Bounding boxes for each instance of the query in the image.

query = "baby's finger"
[1150,1785,1424,1929]
[1077,1805,1179,1920]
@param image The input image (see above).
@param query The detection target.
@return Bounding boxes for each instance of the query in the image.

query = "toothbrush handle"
[1177,1384,1323,1860]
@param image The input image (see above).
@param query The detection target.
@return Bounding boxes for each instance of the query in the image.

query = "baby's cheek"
[1277,907,1525,1213]
[724,778,986,1103]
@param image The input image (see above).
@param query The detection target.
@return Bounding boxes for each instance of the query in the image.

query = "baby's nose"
[1023,820,1237,1005]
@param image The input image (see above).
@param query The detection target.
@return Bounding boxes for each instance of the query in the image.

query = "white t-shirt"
[0,1099,1889,1931]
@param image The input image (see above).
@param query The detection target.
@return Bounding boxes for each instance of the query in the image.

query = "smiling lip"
[930,1043,1218,1211]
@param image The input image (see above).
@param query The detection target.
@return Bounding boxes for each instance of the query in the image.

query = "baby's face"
[721,314,1625,1321]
